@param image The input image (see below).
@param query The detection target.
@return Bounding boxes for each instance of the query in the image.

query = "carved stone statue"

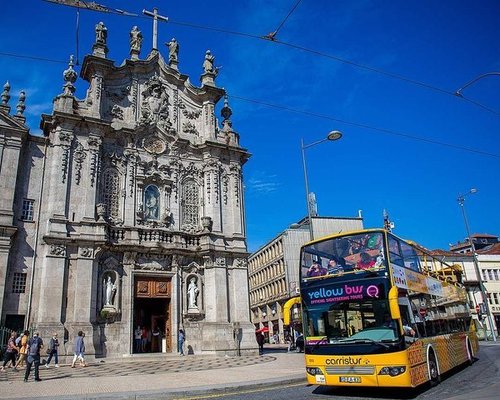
[104,275,116,306]
[203,50,215,74]
[167,38,179,62]
[102,275,116,307]
[95,22,108,45]
[187,277,199,310]
[129,26,143,60]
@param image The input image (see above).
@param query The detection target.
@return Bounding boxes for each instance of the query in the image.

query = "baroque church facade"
[0,21,257,357]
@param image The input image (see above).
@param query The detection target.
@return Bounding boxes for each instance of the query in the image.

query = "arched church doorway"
[133,276,172,353]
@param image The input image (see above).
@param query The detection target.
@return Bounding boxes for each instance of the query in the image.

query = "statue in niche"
[187,277,199,310]
[144,185,160,220]
[103,275,116,307]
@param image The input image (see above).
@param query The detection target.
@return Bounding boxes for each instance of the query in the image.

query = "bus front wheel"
[428,352,441,387]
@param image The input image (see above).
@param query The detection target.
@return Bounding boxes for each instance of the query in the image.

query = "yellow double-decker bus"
[298,228,478,388]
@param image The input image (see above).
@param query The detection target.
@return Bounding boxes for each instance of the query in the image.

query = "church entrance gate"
[133,276,172,353]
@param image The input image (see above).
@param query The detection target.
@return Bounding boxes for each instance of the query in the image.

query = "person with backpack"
[14,330,30,370]
[45,332,59,368]
[1,331,19,371]
[24,331,43,382]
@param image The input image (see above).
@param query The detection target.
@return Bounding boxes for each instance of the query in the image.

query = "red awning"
[255,326,269,333]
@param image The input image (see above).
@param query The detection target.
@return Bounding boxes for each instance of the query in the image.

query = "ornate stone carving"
[234,258,248,268]
[88,137,101,187]
[96,203,106,222]
[62,56,77,96]
[110,104,124,120]
[80,247,93,258]
[50,244,66,257]
[180,223,203,234]
[182,108,201,119]
[142,135,167,155]
[73,142,87,185]
[182,121,198,135]
[59,131,73,184]
[201,216,212,232]
[140,75,173,132]
[215,257,226,267]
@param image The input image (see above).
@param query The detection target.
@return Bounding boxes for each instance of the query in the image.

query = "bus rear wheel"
[428,352,441,387]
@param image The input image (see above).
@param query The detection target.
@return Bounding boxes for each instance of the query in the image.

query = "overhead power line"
[264,0,303,41]
[229,94,500,159]
[42,0,499,116]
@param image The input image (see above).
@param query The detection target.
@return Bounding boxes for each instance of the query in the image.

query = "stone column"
[228,258,258,355]
[203,257,228,323]
[34,246,67,336]
[64,250,98,355]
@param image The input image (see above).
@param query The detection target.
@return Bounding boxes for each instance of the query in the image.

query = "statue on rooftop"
[95,22,108,45]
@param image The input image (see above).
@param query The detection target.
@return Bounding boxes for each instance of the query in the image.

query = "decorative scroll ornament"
[74,142,87,185]
[88,137,102,187]
[50,244,66,257]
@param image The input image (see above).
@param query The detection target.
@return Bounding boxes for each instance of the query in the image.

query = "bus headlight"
[379,366,406,377]
[306,367,324,376]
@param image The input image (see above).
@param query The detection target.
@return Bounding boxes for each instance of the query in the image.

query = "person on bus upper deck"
[327,257,344,275]
[307,261,327,277]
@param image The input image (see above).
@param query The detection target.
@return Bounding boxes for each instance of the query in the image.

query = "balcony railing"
[106,226,202,249]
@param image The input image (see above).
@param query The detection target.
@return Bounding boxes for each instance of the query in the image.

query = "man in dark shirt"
[24,331,43,382]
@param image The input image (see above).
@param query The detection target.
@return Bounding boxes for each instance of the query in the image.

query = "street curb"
[7,376,307,400]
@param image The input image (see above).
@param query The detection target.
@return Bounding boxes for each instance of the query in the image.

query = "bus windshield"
[301,231,386,282]
[302,277,402,354]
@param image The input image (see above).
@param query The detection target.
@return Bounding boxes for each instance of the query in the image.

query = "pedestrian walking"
[71,331,87,368]
[178,329,185,356]
[45,332,59,368]
[1,331,19,371]
[15,330,30,369]
[256,332,265,355]
[24,331,43,382]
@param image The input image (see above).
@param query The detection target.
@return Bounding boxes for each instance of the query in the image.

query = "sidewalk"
[0,344,305,400]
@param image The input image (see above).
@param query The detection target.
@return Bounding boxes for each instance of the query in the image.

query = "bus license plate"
[339,376,361,383]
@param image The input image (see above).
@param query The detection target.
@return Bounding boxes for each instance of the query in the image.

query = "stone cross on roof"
[142,7,168,50]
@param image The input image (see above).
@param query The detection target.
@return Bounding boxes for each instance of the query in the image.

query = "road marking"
[172,382,305,399]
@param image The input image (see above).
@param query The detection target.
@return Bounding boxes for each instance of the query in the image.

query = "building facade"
[0,23,257,357]
[248,216,363,342]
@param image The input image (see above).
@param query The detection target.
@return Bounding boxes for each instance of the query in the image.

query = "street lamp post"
[301,130,342,240]
[458,188,497,341]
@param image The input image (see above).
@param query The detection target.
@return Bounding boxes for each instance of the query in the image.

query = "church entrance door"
[133,276,172,354]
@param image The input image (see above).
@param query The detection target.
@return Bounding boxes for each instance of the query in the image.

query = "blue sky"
[1,1,499,253]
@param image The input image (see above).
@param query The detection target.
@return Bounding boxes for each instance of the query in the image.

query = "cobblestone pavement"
[0,354,276,382]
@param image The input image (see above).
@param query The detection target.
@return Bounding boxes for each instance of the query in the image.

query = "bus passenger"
[327,257,344,275]
[307,261,327,277]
